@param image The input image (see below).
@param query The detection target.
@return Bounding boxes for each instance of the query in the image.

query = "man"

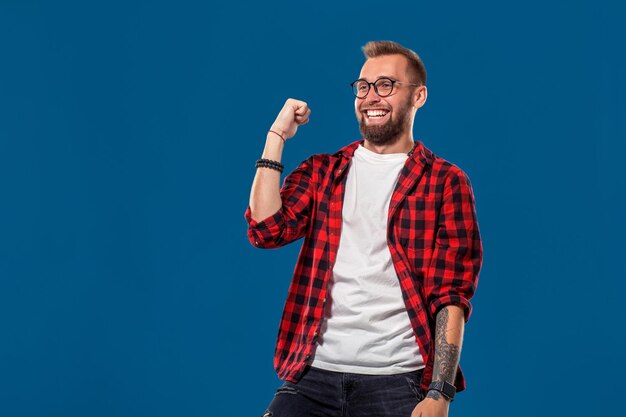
[245,40,482,417]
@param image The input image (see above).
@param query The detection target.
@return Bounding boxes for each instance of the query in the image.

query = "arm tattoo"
[426,390,442,400]
[432,307,461,385]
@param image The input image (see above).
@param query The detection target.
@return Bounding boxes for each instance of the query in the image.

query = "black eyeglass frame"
[350,77,420,98]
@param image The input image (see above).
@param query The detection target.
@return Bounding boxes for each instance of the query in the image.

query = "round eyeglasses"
[350,77,420,98]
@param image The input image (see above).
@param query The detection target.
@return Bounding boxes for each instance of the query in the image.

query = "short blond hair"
[362,40,427,86]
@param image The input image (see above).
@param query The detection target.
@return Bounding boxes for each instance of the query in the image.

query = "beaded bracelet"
[256,161,283,173]
[256,158,284,173]
[257,158,283,169]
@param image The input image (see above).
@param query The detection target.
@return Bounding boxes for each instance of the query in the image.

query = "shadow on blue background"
[1,1,624,416]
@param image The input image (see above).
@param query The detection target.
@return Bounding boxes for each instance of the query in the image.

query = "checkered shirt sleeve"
[425,167,482,322]
[244,157,315,248]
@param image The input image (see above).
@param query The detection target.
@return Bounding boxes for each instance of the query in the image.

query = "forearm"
[427,305,465,400]
[249,132,285,222]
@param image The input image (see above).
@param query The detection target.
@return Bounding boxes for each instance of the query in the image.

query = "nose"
[367,84,380,98]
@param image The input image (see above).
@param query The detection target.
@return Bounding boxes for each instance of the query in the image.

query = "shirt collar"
[335,139,433,167]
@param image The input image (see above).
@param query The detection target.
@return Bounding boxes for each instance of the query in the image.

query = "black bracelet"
[257,158,284,170]
[256,158,284,173]
[257,162,282,171]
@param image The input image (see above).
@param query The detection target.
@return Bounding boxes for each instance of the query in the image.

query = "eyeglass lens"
[352,78,394,98]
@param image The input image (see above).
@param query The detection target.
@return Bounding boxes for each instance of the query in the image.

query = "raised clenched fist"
[270,98,311,140]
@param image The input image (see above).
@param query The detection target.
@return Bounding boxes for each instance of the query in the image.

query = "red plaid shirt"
[245,139,482,392]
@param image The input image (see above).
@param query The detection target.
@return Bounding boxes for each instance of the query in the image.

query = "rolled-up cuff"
[429,294,472,322]
[244,206,285,248]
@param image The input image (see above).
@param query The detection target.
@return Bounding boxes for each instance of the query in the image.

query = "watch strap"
[428,380,456,401]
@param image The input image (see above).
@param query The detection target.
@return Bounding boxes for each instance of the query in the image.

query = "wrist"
[427,381,456,402]
[426,390,451,403]
[267,129,285,143]
[268,126,287,142]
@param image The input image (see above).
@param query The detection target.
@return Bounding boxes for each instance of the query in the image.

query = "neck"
[363,133,415,154]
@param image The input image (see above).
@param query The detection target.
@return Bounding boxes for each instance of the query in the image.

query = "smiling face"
[355,54,420,146]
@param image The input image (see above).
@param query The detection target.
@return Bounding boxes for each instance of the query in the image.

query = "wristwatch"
[428,381,456,401]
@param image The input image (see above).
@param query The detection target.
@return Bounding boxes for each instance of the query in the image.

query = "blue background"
[1,0,624,416]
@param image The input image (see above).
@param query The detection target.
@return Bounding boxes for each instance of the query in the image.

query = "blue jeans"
[263,366,426,417]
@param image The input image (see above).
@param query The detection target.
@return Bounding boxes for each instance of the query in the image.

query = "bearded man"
[246,40,483,417]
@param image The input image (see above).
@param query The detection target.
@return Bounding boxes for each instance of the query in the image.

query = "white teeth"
[366,110,388,118]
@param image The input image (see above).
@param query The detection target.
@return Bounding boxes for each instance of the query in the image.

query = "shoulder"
[423,143,472,182]
[295,139,362,173]
[420,142,475,196]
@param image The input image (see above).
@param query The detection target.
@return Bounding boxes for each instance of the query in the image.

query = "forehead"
[359,54,410,81]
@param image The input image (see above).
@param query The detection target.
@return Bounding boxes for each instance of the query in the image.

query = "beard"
[358,98,413,146]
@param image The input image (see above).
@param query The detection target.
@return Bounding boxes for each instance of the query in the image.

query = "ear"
[412,85,428,109]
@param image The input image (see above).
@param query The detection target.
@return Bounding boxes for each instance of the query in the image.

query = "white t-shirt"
[311,144,424,374]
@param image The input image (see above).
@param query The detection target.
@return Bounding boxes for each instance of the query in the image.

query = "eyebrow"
[358,75,397,82]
